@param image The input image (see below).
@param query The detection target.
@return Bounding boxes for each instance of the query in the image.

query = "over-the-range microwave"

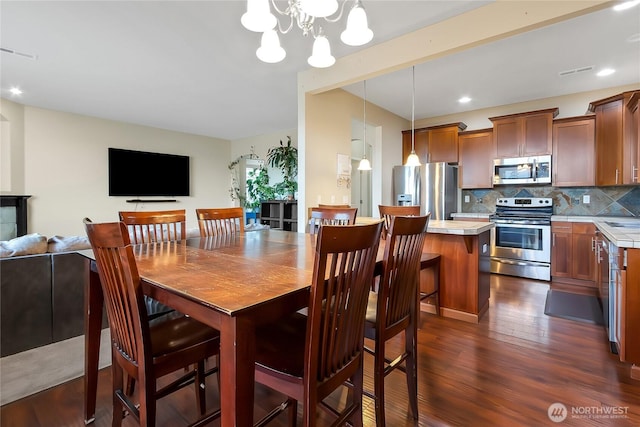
[493,155,552,185]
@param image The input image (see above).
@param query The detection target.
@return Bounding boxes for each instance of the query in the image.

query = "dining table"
[82,228,381,426]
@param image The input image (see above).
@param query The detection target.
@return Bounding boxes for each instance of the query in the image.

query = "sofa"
[0,233,106,357]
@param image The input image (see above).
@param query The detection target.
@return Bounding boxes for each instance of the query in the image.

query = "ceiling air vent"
[0,47,38,60]
[559,65,594,77]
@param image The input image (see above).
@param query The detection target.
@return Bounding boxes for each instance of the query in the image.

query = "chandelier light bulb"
[300,0,339,18]
[256,29,286,63]
[241,0,277,32]
[340,2,373,46]
[308,34,335,68]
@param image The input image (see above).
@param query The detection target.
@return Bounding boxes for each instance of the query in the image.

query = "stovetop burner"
[491,197,553,223]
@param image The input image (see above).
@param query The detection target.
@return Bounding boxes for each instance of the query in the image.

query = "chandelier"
[241,0,374,68]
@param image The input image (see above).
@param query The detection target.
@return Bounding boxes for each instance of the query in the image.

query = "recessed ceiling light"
[613,0,640,11]
[9,87,23,96]
[458,96,471,104]
[597,68,615,77]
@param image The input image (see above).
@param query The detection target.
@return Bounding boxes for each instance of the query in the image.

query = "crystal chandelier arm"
[322,0,349,23]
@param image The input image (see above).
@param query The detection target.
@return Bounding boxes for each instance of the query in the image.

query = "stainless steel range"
[490,197,553,281]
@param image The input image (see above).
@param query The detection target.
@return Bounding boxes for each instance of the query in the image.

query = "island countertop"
[357,218,494,236]
[427,220,494,235]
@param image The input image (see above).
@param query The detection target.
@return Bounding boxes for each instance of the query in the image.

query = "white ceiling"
[1,1,639,141]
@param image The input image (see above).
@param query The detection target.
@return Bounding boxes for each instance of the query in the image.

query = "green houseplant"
[246,166,274,211]
[267,136,298,200]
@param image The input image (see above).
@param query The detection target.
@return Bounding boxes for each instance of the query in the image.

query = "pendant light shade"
[256,29,286,63]
[405,65,421,167]
[358,80,372,171]
[340,1,373,46]
[307,31,335,68]
[358,158,371,170]
[241,0,277,33]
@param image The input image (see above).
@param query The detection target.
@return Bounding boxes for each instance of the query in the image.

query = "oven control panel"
[496,197,552,207]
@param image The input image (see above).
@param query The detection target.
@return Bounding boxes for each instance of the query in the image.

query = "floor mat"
[544,290,604,325]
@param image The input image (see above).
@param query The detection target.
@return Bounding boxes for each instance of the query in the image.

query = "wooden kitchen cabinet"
[628,92,640,184]
[589,90,639,185]
[618,248,640,379]
[402,122,466,164]
[552,116,595,187]
[490,108,558,158]
[458,129,494,189]
[551,222,596,289]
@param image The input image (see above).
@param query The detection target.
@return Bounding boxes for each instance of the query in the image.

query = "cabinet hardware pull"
[633,166,638,183]
[616,168,619,184]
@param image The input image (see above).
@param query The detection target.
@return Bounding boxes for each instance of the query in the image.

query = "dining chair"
[253,221,383,427]
[118,209,186,244]
[308,206,358,235]
[195,207,244,237]
[378,204,420,239]
[364,214,430,427]
[84,220,221,426]
[378,205,441,315]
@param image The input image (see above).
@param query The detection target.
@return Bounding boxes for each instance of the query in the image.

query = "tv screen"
[108,148,190,197]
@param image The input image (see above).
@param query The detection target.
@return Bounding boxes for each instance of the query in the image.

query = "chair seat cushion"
[255,312,308,380]
[150,314,219,360]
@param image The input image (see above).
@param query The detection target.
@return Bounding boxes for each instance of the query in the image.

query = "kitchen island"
[423,220,494,323]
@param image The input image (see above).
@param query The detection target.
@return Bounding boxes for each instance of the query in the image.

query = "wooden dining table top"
[131,230,323,316]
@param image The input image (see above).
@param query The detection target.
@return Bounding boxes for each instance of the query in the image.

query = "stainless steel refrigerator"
[392,163,458,220]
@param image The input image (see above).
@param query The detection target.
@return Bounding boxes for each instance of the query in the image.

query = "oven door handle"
[492,258,547,266]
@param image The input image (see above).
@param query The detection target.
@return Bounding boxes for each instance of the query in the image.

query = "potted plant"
[246,166,274,213]
[267,136,298,200]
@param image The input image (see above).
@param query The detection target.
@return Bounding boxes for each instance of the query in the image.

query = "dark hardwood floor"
[2,274,639,426]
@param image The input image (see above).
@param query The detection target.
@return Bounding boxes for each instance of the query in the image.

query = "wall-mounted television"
[108,148,190,197]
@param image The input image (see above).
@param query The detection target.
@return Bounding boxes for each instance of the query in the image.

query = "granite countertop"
[428,220,494,235]
[552,215,640,249]
[358,217,494,235]
[451,212,493,219]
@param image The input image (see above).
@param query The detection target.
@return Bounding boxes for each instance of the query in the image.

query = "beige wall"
[0,99,25,193]
[2,101,231,237]
[302,88,409,229]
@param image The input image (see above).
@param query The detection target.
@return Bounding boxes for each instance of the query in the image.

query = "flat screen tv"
[108,148,190,197]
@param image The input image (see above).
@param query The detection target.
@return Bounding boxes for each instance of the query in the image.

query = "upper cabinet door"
[594,99,624,186]
[522,112,554,156]
[458,129,494,189]
[493,118,520,158]
[552,116,595,187]
[429,124,464,163]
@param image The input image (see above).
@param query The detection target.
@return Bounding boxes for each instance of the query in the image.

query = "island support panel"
[422,230,491,323]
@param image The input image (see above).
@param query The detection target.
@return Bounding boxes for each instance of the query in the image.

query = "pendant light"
[405,66,421,167]
[358,80,372,171]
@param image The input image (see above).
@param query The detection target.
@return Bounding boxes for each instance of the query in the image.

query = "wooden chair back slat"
[378,204,420,239]
[309,207,358,235]
[118,210,186,244]
[196,207,244,237]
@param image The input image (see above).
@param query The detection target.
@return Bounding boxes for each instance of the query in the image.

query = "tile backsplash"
[462,186,640,217]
